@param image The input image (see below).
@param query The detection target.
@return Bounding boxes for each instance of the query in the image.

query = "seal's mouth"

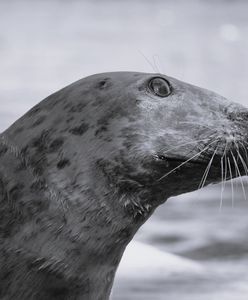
[166,149,247,176]
[166,156,208,166]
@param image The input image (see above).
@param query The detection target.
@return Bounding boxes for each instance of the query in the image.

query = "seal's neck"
[0,133,140,300]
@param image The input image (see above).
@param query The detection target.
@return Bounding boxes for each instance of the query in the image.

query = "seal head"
[0,72,248,299]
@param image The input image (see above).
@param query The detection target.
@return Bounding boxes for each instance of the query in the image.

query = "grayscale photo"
[0,0,248,299]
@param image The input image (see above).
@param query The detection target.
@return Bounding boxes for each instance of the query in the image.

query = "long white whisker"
[152,54,161,73]
[158,138,211,155]
[198,145,219,190]
[234,141,248,177]
[237,150,248,184]
[179,121,216,131]
[233,142,248,200]
[239,141,248,183]
[231,150,247,202]
[220,141,228,209]
[138,50,158,73]
[227,157,234,208]
[220,157,224,209]
[240,142,248,166]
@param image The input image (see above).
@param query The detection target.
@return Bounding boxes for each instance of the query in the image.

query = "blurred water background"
[0,0,248,299]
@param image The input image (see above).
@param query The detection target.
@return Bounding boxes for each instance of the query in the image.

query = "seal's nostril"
[239,111,248,121]
[228,111,248,122]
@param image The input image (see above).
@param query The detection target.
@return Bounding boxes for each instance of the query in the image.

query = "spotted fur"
[0,72,248,300]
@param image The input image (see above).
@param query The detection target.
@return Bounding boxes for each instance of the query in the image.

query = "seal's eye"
[148,77,172,97]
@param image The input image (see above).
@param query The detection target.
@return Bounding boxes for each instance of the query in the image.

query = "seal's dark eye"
[148,77,172,97]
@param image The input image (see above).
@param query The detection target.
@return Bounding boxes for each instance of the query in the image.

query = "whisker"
[240,142,248,165]
[224,148,228,185]
[234,141,248,175]
[220,157,224,209]
[220,141,228,209]
[138,50,158,73]
[234,142,248,191]
[227,157,234,208]
[159,137,214,155]
[231,150,247,202]
[178,121,216,131]
[234,153,239,192]
[236,150,248,184]
[241,141,248,154]
[157,139,219,182]
[152,54,161,74]
[198,145,219,190]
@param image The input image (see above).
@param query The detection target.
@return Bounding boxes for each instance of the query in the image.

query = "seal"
[0,72,248,300]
